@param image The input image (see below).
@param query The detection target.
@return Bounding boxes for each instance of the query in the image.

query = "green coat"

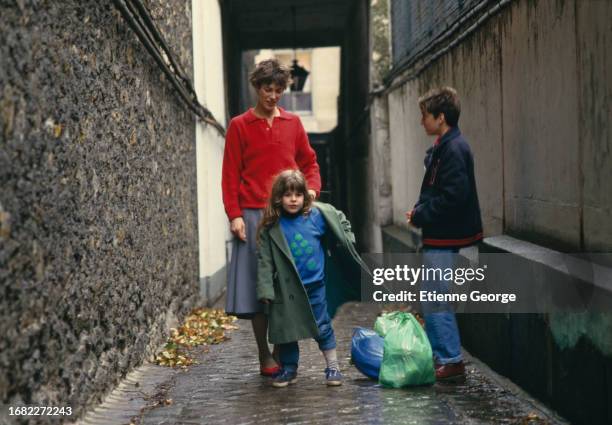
[256,202,369,345]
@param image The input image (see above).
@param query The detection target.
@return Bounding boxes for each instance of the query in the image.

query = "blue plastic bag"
[351,327,384,379]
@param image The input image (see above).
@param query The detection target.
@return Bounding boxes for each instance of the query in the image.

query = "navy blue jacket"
[411,127,483,248]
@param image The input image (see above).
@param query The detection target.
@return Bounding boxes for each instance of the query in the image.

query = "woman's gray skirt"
[225,208,264,319]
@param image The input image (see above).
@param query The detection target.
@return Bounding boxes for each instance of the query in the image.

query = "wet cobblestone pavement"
[78,302,567,425]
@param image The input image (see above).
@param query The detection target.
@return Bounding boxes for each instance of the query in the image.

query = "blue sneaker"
[271,369,298,388]
[325,367,343,386]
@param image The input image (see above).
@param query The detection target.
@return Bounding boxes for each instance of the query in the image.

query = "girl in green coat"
[257,170,368,388]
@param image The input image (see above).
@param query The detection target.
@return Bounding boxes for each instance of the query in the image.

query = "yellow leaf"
[53,124,63,138]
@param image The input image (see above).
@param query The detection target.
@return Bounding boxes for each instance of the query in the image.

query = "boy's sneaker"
[271,369,298,388]
[325,367,343,386]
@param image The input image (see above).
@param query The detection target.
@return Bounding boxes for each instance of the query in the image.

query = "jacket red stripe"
[422,232,483,247]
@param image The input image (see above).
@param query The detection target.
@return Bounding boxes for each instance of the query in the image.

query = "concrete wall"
[192,0,230,305]
[388,83,433,232]
[380,225,612,425]
[377,0,612,423]
[460,236,612,425]
[577,0,612,252]
[382,0,612,251]
[386,10,505,239]
[501,0,580,249]
[365,0,393,253]
[0,0,199,418]
[367,94,393,252]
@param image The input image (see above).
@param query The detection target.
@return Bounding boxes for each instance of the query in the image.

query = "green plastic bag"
[374,311,435,388]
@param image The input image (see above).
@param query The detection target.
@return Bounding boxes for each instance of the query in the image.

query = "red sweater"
[222,108,321,221]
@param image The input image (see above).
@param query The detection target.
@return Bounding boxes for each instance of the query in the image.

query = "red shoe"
[435,361,465,381]
[260,365,281,377]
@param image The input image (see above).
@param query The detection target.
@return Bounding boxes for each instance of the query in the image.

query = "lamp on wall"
[290,6,309,92]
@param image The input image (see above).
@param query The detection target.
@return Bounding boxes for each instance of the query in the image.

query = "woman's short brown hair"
[249,59,291,89]
[418,87,461,127]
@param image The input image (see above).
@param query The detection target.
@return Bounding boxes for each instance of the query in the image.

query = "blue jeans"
[421,247,463,365]
[278,280,336,373]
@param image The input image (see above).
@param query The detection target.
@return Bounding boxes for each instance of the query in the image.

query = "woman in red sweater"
[222,59,321,376]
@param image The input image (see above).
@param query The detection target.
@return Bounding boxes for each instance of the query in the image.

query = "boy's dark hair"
[418,87,461,127]
[249,59,291,89]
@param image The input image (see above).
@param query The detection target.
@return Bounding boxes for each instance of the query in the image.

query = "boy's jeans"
[278,280,336,373]
[421,247,463,365]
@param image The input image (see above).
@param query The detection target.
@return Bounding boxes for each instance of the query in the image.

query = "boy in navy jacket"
[407,87,483,380]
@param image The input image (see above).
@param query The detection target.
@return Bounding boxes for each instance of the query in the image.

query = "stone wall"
[0,0,199,419]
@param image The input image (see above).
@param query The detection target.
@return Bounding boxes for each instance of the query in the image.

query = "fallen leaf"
[53,124,63,138]
[153,308,238,368]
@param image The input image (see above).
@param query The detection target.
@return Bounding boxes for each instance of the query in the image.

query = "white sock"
[323,348,339,370]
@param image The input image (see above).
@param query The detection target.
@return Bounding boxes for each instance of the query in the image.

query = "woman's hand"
[308,189,317,200]
[230,217,247,241]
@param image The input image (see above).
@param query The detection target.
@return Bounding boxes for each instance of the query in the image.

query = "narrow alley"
[2,1,611,424]
[77,301,564,425]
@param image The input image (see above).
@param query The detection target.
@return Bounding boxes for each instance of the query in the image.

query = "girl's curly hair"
[258,170,313,241]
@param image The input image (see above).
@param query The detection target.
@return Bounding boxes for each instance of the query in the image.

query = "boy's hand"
[405,209,415,224]
[308,189,317,200]
[260,298,271,304]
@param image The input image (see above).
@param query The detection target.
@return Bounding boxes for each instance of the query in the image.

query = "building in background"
[248,47,340,133]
